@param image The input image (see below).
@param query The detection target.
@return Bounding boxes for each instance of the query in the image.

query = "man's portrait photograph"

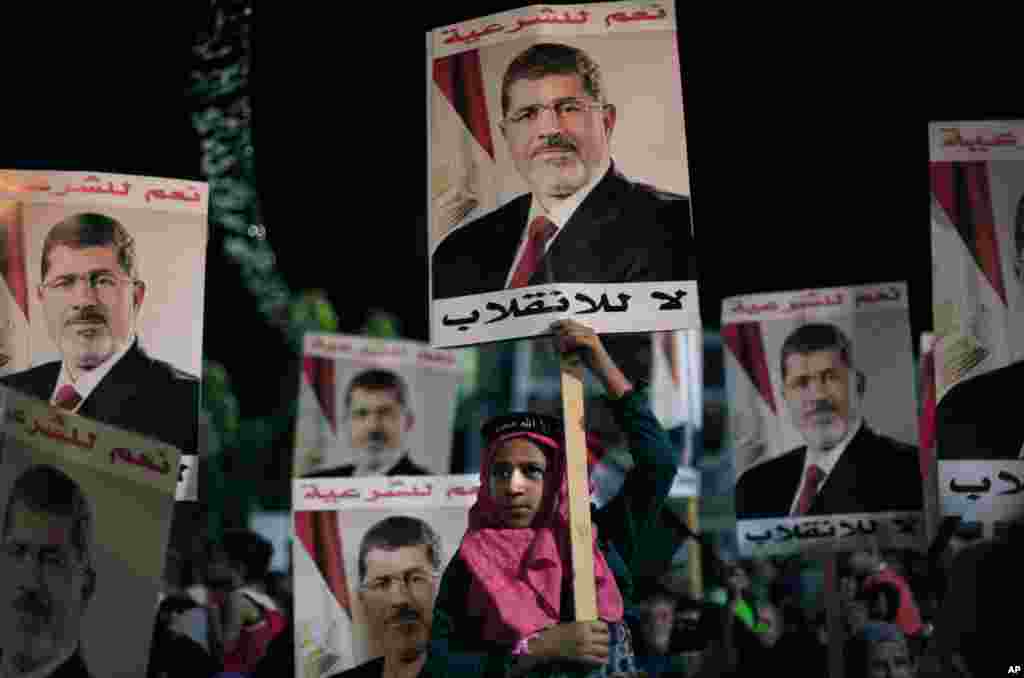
[724,285,923,526]
[291,476,476,677]
[932,159,1024,460]
[428,5,696,307]
[0,436,177,678]
[929,121,1024,399]
[0,173,207,458]
[294,336,461,479]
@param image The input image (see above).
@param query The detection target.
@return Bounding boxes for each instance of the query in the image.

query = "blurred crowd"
[148,528,292,678]
[146,521,1019,677]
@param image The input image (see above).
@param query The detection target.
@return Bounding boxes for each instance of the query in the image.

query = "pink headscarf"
[459,428,625,645]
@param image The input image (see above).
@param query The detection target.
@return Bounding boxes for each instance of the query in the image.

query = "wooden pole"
[560,352,598,621]
[823,554,845,678]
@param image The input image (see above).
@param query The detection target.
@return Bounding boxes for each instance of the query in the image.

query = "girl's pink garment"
[459,430,624,645]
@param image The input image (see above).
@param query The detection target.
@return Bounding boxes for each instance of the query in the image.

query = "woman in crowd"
[424,320,678,677]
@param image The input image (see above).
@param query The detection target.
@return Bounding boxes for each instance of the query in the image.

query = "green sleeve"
[596,385,678,588]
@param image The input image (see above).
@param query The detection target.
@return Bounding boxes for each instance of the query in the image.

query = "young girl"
[424,321,677,678]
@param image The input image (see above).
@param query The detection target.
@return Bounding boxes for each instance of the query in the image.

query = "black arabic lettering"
[485,300,514,324]
[891,517,918,535]
[949,477,992,498]
[607,293,631,312]
[746,530,772,543]
[775,525,795,542]
[997,470,1023,495]
[574,293,600,314]
[652,289,686,310]
[442,310,480,331]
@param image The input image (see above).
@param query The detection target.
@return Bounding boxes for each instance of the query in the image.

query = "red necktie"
[508,216,556,289]
[53,384,82,411]
[793,464,824,516]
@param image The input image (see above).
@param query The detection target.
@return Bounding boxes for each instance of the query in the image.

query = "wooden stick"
[560,352,598,621]
[823,554,845,678]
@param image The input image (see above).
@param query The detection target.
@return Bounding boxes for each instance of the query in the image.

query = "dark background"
[2,5,1018,418]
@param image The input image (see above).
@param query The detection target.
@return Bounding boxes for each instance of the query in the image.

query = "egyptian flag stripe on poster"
[722,283,923,557]
[928,121,1024,400]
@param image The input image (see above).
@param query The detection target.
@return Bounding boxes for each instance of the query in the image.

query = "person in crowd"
[848,550,924,639]
[845,622,917,678]
[203,529,287,674]
[424,319,678,677]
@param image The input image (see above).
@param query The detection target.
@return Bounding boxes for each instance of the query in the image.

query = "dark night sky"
[2,6,1019,416]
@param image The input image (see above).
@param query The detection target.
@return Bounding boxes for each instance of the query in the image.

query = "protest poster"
[929,121,1024,399]
[427,1,700,349]
[0,386,180,678]
[293,334,462,478]
[0,169,207,502]
[929,122,1024,539]
[723,283,923,557]
[291,475,477,677]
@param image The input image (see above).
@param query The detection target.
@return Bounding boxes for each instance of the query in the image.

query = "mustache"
[803,402,837,417]
[534,133,576,155]
[12,592,51,619]
[66,307,107,325]
[388,606,421,625]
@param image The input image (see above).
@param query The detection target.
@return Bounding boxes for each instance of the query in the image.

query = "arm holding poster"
[425,321,671,677]
[551,321,680,608]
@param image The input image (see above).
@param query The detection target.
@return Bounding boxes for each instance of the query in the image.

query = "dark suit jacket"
[35,650,93,678]
[734,425,923,520]
[936,360,1024,460]
[432,165,695,299]
[0,340,198,454]
[432,166,695,384]
[337,656,385,678]
[302,454,432,478]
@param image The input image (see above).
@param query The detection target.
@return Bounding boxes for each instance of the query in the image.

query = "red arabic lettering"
[787,292,844,312]
[940,128,1020,151]
[506,8,590,33]
[855,286,902,305]
[729,301,780,316]
[55,175,131,197]
[144,186,201,203]
[302,484,360,503]
[605,5,667,28]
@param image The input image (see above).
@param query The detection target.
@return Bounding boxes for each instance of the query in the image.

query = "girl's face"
[489,438,549,528]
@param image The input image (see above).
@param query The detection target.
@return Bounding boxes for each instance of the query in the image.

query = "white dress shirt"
[351,447,407,477]
[503,158,612,288]
[49,337,135,413]
[789,418,864,516]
